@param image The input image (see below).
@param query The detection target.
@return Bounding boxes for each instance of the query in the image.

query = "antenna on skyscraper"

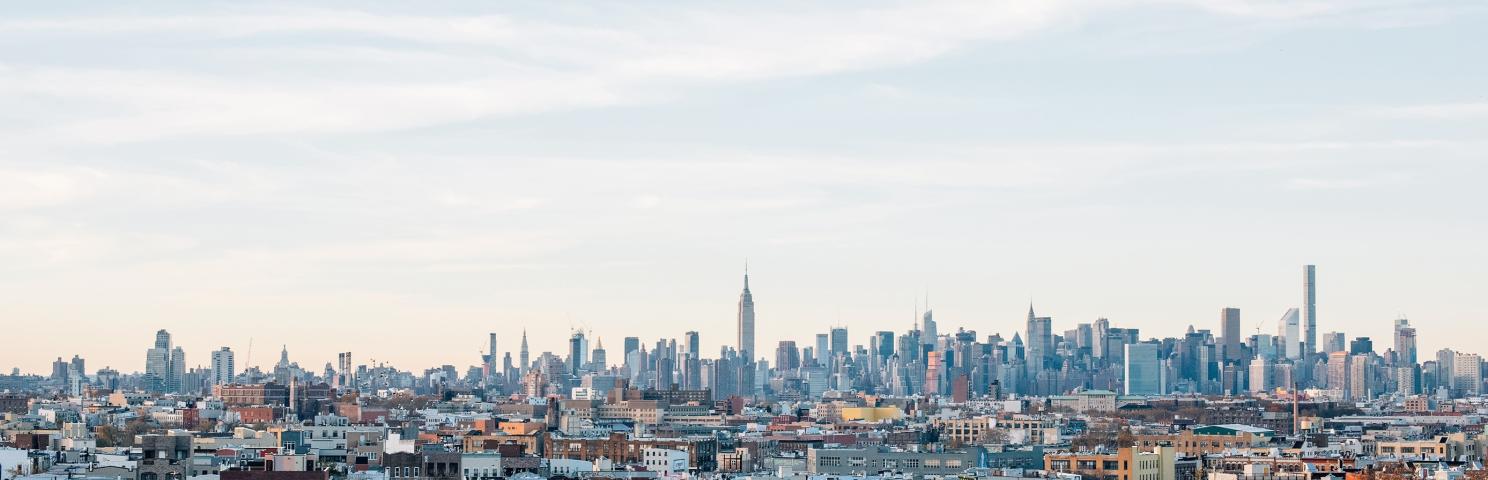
[245,338,253,371]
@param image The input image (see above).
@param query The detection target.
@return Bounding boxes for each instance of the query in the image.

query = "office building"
[737,267,755,361]
[210,347,235,385]
[1125,342,1163,395]
[1221,307,1242,363]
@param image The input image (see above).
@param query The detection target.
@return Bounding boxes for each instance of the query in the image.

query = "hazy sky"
[2,1,1486,375]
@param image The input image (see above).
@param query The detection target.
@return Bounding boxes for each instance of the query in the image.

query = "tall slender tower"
[519,330,530,374]
[737,265,756,361]
[1302,265,1317,356]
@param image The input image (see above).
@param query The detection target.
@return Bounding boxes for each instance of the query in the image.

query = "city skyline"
[3,262,1474,376]
[5,3,1488,480]
[2,1,1486,374]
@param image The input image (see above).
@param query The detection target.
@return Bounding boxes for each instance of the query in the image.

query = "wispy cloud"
[1373,102,1488,119]
[1,0,1467,144]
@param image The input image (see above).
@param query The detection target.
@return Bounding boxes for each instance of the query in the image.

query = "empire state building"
[737,268,755,361]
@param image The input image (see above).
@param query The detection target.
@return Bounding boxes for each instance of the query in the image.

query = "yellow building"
[1045,447,1175,480]
[839,407,904,422]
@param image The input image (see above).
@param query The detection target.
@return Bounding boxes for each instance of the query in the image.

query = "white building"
[211,347,235,385]
[461,453,502,480]
[644,448,689,474]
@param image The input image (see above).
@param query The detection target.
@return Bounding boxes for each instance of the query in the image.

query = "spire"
[743,259,750,291]
[1028,301,1035,321]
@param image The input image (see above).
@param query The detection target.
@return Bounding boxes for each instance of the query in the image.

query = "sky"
[1,0,1486,375]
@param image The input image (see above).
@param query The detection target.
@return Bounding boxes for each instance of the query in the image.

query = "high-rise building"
[1323,332,1346,353]
[875,331,895,359]
[591,338,607,372]
[1026,305,1053,374]
[1302,265,1317,356]
[569,330,588,375]
[683,331,701,389]
[168,347,185,393]
[775,341,799,371]
[145,329,173,393]
[1453,353,1482,397]
[1249,357,1271,393]
[682,331,700,359]
[1349,337,1373,355]
[924,350,944,396]
[624,336,641,358]
[51,358,69,381]
[737,267,755,361]
[1124,343,1163,395]
[1278,308,1301,360]
[1394,319,1418,366]
[1349,354,1371,400]
[336,352,353,388]
[520,330,530,374]
[210,347,235,385]
[1220,308,1242,363]
[922,308,937,346]
[1327,351,1351,400]
[1093,318,1110,360]
[814,334,829,366]
[830,327,849,358]
[487,333,498,375]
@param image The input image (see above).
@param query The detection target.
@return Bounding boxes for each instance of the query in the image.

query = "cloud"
[0,167,102,209]
[2,0,1465,144]
[1373,102,1488,120]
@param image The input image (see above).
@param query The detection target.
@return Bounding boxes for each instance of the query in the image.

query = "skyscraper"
[683,331,701,389]
[336,352,353,388]
[1220,307,1242,363]
[1303,264,1317,356]
[1026,305,1052,374]
[591,338,607,372]
[1124,342,1163,395]
[1323,332,1346,353]
[830,327,848,358]
[1278,308,1301,360]
[520,330,530,374]
[168,346,185,393]
[1349,353,1371,400]
[814,334,829,366]
[737,267,756,361]
[1394,318,1417,366]
[775,341,799,370]
[1327,351,1351,400]
[145,329,178,393]
[875,331,895,359]
[569,330,588,375]
[210,347,235,385]
[1453,352,1482,396]
[1093,318,1110,360]
[922,308,937,347]
[1249,357,1272,393]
